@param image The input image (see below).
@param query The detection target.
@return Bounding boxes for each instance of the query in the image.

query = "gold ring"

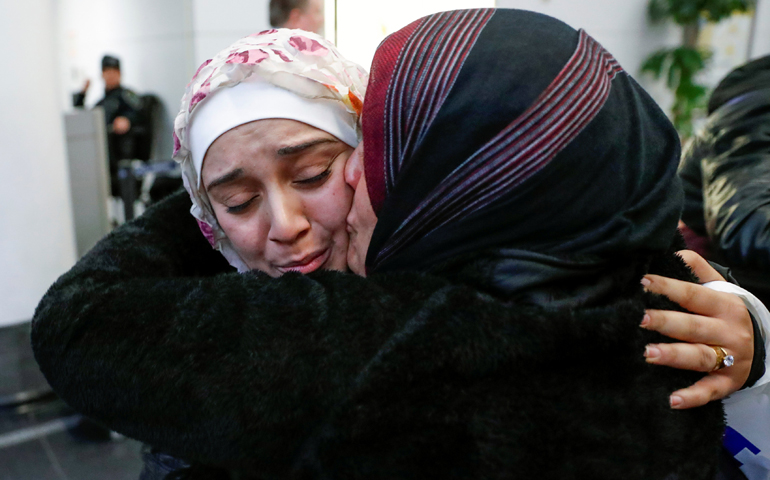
[710,346,735,371]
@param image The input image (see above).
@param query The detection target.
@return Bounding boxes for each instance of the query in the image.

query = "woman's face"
[202,119,354,276]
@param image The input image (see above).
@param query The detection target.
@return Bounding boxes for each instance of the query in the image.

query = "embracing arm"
[30,191,443,472]
[31,191,758,470]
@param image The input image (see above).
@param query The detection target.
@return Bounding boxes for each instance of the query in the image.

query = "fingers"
[675,250,725,283]
[642,274,752,351]
[641,272,754,408]
[644,341,743,408]
[668,374,735,409]
[642,309,727,344]
[643,274,746,321]
[644,341,718,372]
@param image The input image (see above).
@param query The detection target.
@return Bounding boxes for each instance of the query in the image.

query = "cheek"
[307,174,354,234]
[215,209,268,261]
[350,174,375,233]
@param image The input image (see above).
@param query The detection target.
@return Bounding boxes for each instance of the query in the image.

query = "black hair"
[269,0,309,27]
[101,55,121,71]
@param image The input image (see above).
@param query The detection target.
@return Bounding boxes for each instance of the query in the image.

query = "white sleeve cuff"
[703,280,770,389]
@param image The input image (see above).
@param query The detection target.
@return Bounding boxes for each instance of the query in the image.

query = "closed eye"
[226,196,258,214]
[295,168,331,186]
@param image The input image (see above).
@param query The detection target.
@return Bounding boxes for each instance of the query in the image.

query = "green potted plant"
[641,0,755,137]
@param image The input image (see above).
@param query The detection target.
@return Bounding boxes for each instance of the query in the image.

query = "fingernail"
[641,276,651,287]
[645,345,661,361]
[640,313,651,327]
[670,395,683,408]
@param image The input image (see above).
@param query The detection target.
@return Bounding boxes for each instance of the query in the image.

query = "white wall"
[0,0,77,327]
[750,0,770,58]
[191,0,271,68]
[334,0,495,71]
[700,13,755,87]
[57,0,196,158]
[56,0,274,157]
[59,0,761,122]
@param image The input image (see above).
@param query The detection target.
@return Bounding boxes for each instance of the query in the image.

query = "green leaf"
[670,1,701,24]
[641,49,673,78]
[676,80,705,99]
[648,0,671,22]
[641,0,753,138]
[704,0,755,21]
[676,47,707,74]
[666,61,682,90]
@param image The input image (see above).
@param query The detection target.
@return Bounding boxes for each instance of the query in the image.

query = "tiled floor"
[0,322,145,480]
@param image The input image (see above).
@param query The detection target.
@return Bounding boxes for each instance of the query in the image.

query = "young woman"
[33,12,768,479]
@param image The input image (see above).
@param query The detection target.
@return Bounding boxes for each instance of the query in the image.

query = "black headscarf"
[361,9,682,304]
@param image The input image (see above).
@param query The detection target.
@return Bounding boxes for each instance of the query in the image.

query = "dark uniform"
[74,85,144,196]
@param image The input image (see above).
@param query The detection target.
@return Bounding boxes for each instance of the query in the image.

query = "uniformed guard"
[73,55,145,196]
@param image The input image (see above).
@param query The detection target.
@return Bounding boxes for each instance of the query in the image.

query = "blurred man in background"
[73,54,144,196]
[679,55,770,306]
[269,0,324,33]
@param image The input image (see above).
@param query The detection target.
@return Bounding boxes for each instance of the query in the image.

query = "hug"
[33,8,770,480]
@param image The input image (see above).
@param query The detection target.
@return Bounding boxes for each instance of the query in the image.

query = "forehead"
[211,118,331,155]
[201,118,340,181]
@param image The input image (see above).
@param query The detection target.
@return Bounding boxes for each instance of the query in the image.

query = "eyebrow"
[206,168,245,191]
[206,138,337,190]
[277,138,336,156]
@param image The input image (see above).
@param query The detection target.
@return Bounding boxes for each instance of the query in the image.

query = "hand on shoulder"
[641,250,754,409]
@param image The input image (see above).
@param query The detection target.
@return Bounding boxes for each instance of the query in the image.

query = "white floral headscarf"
[172,28,368,272]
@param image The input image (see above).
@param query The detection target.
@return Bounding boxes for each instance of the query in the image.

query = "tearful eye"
[226,196,258,214]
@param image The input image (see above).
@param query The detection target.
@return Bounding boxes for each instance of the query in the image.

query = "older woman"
[34,12,768,479]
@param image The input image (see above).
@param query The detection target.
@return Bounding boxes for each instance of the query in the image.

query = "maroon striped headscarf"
[362,9,682,291]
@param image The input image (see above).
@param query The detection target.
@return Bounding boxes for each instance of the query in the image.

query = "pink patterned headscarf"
[172,29,368,272]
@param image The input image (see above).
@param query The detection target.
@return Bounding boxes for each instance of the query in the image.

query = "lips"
[275,249,330,275]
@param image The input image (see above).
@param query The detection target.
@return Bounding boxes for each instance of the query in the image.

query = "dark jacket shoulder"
[679,87,770,304]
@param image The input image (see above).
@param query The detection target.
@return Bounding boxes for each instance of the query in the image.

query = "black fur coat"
[32,191,724,479]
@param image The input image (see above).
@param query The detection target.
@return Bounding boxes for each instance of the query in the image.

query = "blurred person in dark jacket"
[73,54,145,196]
[269,0,324,33]
[679,55,770,306]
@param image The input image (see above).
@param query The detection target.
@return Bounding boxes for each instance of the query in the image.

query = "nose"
[345,143,364,189]
[266,189,310,244]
